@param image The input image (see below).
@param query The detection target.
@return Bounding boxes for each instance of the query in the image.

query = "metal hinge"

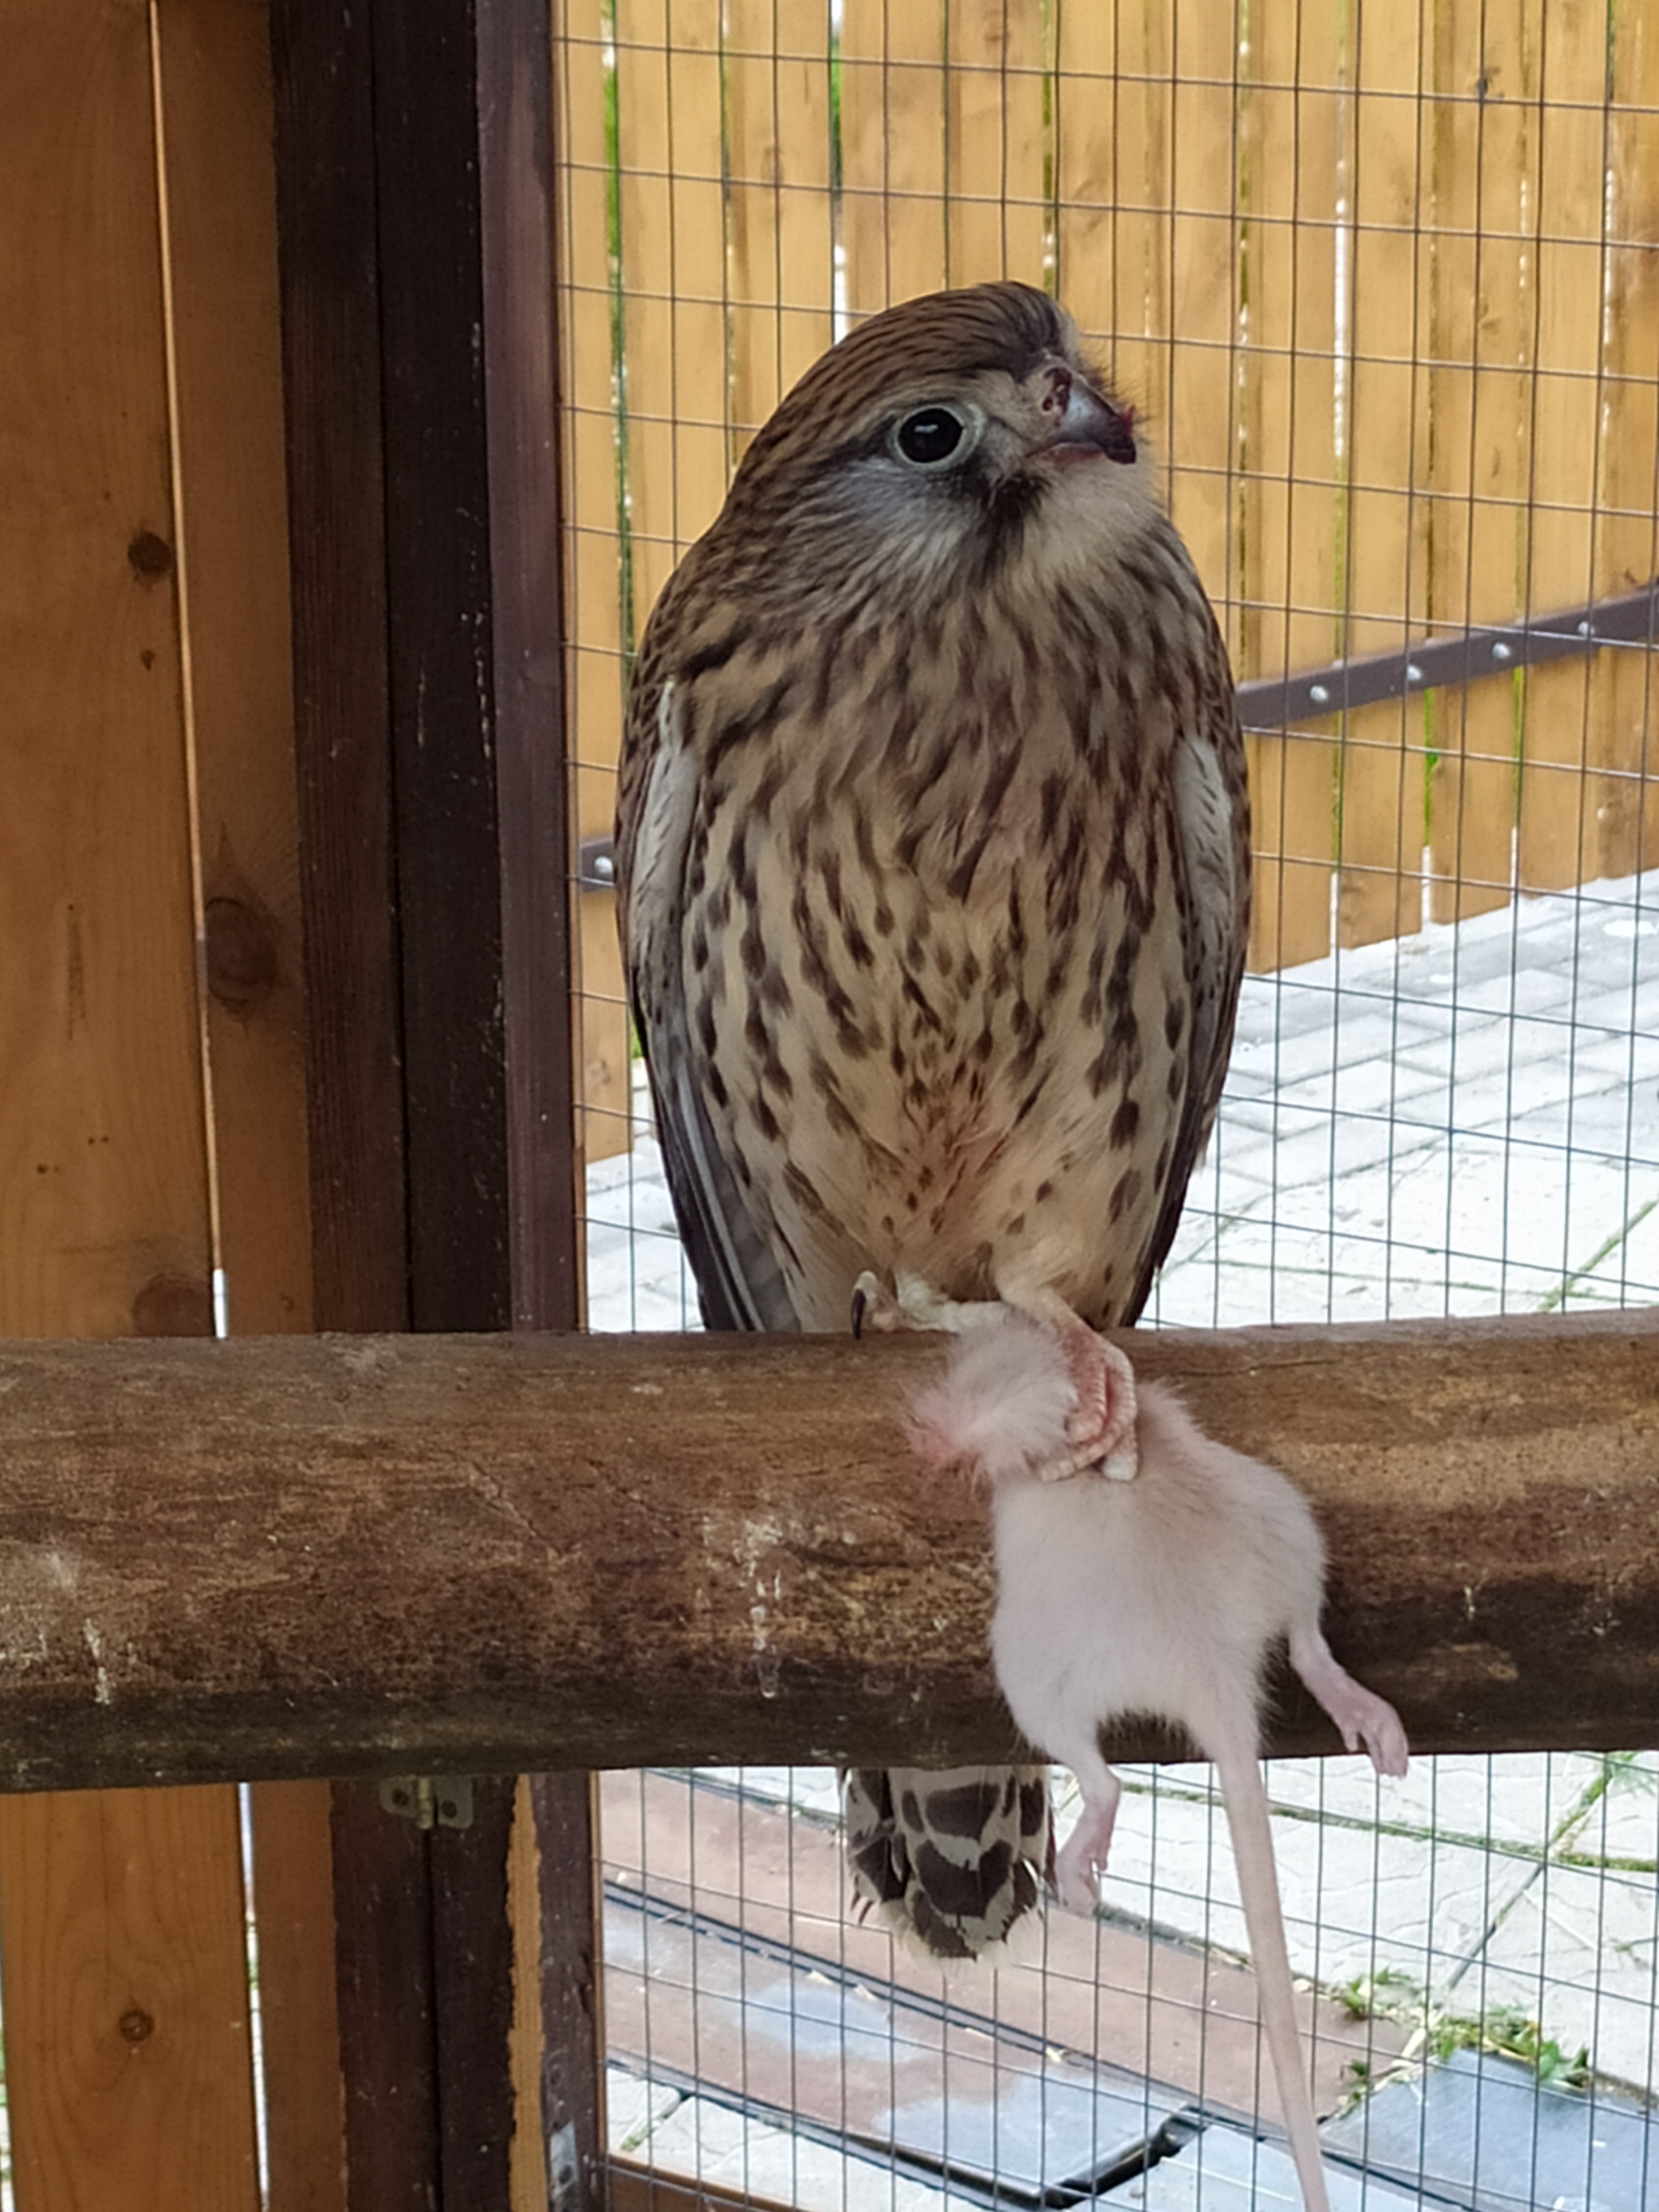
[378,1775,476,1831]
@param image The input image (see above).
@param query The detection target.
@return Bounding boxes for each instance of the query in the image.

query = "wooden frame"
[269,0,599,2201]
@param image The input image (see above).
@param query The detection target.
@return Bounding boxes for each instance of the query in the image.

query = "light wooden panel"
[0,4,260,2206]
[1517,0,1606,891]
[944,0,1047,285]
[158,0,312,1327]
[1425,0,1532,924]
[1238,0,1339,970]
[150,3,347,2206]
[1078,0,1175,431]
[2,1788,260,2208]
[840,0,949,312]
[1337,3,1431,950]
[614,0,727,615]
[1593,0,1659,881]
[1051,0,1120,338]
[724,0,836,429]
[1164,0,1242,617]
[508,1777,544,2212]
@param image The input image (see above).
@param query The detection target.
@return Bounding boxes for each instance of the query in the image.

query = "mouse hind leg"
[1287,1624,1409,1778]
[1050,1744,1124,1915]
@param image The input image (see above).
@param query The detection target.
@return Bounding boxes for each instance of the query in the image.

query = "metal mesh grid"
[555,2,1659,2202]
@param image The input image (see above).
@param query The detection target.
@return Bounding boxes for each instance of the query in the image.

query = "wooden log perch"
[0,1313,1653,1793]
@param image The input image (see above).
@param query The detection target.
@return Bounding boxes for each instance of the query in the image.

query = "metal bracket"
[378,1775,476,1831]
[576,835,616,890]
[1235,577,1659,733]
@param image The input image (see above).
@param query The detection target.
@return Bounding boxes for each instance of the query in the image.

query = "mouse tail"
[1213,1745,1334,2212]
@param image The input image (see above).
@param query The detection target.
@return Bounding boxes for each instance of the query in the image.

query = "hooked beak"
[1036,365,1137,466]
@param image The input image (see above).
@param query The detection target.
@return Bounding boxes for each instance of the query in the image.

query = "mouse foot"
[1289,1627,1410,1778]
[1053,1780,1123,1915]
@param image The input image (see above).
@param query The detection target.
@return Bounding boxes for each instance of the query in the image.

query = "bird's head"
[712,282,1158,605]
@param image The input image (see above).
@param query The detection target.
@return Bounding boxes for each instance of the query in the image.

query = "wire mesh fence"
[555,1,1659,2202]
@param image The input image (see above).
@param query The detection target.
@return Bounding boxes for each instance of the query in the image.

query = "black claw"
[851,1285,868,1339]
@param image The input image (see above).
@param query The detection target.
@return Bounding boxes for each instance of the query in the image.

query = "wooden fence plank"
[0,5,260,2206]
[508,1779,544,2212]
[157,0,313,1334]
[1593,0,1659,881]
[1517,0,1606,892]
[840,0,949,315]
[1240,0,1337,969]
[0,15,215,1338]
[615,0,727,622]
[2,1789,259,2209]
[1166,0,1243,629]
[1425,0,1532,925]
[724,0,836,432]
[1061,0,1172,444]
[1337,4,1431,949]
[151,2,345,2206]
[1051,0,1120,337]
[944,0,1047,285]
[0,1316,1650,1774]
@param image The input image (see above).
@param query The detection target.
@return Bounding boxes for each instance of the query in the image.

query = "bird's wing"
[617,670,801,1333]
[1126,696,1249,1319]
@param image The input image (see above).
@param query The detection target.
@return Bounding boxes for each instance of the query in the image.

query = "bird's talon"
[851,1268,902,1335]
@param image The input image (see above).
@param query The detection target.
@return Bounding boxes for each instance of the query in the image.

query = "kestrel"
[616,280,1249,1957]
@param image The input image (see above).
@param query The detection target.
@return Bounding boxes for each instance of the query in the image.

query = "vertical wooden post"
[271,0,603,2204]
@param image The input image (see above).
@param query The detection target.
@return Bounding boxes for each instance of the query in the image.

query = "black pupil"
[898,409,964,464]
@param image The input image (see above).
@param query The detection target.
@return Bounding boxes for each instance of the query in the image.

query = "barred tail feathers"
[844,1763,1051,1960]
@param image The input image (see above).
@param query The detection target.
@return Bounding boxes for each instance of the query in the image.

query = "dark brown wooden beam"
[271,0,593,2199]
[0,1311,1653,1787]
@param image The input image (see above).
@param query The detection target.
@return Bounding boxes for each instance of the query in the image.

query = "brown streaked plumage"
[616,281,1249,1958]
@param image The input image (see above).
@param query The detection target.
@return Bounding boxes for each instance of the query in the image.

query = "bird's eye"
[894,408,967,468]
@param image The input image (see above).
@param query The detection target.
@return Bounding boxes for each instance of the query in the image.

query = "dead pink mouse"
[911,1309,1408,2212]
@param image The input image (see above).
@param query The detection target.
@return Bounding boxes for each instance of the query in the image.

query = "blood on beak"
[1041,369,1137,466]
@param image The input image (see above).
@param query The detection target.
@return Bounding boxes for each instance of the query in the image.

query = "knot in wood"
[204,895,280,1013]
[126,531,173,582]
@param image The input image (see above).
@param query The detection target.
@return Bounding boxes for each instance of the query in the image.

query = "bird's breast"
[684,725,1188,1332]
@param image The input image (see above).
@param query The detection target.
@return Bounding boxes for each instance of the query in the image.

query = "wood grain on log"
[0,1312,1653,1791]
